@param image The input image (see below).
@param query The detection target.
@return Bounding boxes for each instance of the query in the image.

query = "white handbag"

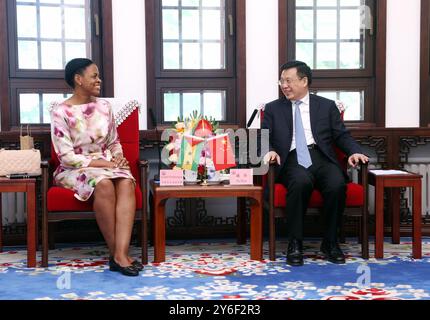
[0,148,42,177]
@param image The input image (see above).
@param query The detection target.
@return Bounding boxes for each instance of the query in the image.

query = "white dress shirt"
[290,92,316,152]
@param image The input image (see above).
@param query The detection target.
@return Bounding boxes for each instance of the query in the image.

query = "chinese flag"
[207,134,236,171]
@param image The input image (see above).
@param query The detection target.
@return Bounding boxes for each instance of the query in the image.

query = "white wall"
[111,0,423,129]
[112,0,147,129]
[386,0,421,128]
[246,0,280,128]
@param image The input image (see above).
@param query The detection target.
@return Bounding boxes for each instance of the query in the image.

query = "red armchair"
[261,108,369,261]
[41,100,148,267]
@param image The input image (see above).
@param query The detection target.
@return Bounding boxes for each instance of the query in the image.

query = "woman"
[50,58,143,276]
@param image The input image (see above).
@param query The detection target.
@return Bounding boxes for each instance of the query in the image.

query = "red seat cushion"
[47,184,143,212]
[274,182,364,208]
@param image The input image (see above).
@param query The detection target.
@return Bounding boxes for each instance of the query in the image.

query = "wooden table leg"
[236,198,246,245]
[153,197,166,263]
[26,183,36,268]
[412,181,422,259]
[390,188,401,244]
[375,183,384,259]
[249,196,263,261]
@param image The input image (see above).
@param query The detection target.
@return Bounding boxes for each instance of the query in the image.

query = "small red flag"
[207,134,236,171]
[194,119,213,138]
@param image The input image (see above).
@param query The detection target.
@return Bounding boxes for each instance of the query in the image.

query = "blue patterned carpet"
[1,238,429,300]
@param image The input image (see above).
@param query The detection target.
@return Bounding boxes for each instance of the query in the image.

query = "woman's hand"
[111,155,130,169]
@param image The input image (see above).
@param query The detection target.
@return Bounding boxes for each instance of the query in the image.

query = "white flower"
[165,143,175,151]
[168,154,178,163]
[175,122,185,131]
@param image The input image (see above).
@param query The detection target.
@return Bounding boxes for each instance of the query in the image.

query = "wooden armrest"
[359,160,368,170]
[267,161,277,188]
[356,160,369,187]
[41,160,50,168]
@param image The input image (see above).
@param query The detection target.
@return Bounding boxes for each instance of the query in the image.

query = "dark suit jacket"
[262,94,363,180]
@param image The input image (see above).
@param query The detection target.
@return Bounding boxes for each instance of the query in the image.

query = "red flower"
[198,165,205,175]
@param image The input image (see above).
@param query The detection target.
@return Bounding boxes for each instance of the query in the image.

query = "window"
[163,90,227,121]
[316,90,363,121]
[161,0,227,71]
[14,0,92,71]
[146,0,246,128]
[280,0,386,126]
[0,0,114,131]
[295,0,370,70]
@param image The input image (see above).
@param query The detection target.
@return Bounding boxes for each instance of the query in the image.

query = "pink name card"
[160,170,184,186]
[229,169,253,185]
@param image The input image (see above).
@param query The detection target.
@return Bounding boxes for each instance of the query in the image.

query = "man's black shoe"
[286,239,304,266]
[320,241,346,264]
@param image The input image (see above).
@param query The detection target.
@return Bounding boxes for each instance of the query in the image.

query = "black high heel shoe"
[131,260,144,271]
[109,257,139,277]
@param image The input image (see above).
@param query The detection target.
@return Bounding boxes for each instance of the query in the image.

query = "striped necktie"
[294,100,312,168]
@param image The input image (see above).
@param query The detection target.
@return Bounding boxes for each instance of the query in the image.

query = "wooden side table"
[368,171,422,259]
[0,178,37,267]
[150,181,263,263]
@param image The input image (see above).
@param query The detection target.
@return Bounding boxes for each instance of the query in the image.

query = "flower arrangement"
[166,111,235,182]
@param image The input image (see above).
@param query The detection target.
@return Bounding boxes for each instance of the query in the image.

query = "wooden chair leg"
[358,217,362,244]
[140,162,148,265]
[48,222,56,250]
[42,213,48,268]
[149,191,154,247]
[135,221,142,246]
[269,215,275,261]
[142,208,148,265]
[268,167,276,261]
[41,165,49,267]
[42,233,48,268]
[361,163,369,259]
[361,209,369,259]
[268,194,275,260]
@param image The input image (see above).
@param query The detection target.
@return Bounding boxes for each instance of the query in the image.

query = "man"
[263,61,369,267]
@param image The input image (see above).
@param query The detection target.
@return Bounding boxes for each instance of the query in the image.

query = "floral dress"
[50,99,135,201]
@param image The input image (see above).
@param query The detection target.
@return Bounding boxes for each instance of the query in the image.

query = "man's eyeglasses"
[278,77,304,86]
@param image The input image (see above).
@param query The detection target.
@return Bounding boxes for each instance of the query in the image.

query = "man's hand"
[111,155,130,169]
[264,151,281,165]
[348,153,369,168]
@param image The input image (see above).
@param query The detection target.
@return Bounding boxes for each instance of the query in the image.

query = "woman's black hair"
[64,58,94,88]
